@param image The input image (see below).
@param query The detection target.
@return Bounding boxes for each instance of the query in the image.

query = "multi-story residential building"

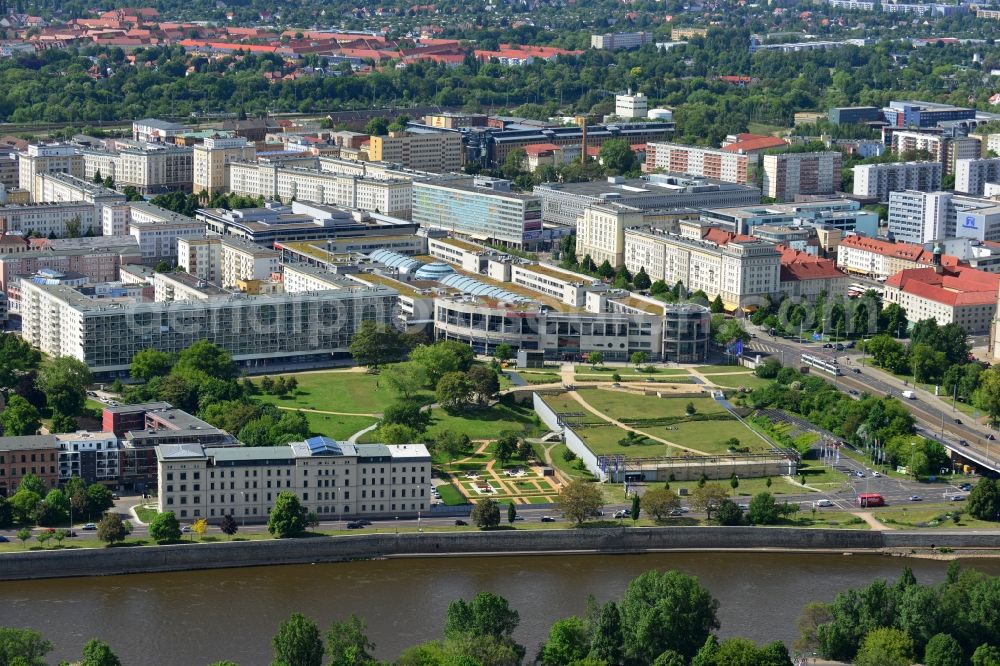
[968,132,1000,157]
[615,91,648,119]
[228,162,412,218]
[412,177,543,248]
[132,118,189,144]
[828,106,883,125]
[888,190,1000,243]
[891,131,980,174]
[82,145,194,195]
[55,431,120,486]
[422,113,489,130]
[0,153,19,190]
[192,135,256,196]
[762,152,841,202]
[0,435,60,496]
[127,202,206,265]
[534,174,760,227]
[19,278,399,375]
[177,236,223,284]
[644,142,753,184]
[0,235,140,292]
[956,158,1000,196]
[366,129,463,172]
[671,27,708,40]
[623,226,782,310]
[153,270,229,302]
[700,199,879,237]
[156,438,432,523]
[32,172,126,206]
[18,144,84,201]
[574,202,645,267]
[590,31,652,50]
[835,234,961,280]
[852,161,943,201]
[884,263,999,334]
[0,201,105,237]
[220,236,279,288]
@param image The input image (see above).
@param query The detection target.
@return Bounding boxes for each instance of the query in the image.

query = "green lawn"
[574,375,694,384]
[434,479,468,506]
[423,397,542,440]
[573,366,689,376]
[874,504,1000,529]
[575,423,679,458]
[706,374,773,390]
[664,476,804,497]
[578,390,724,422]
[779,512,869,530]
[539,393,606,425]
[256,371,432,415]
[797,460,850,490]
[694,365,749,374]
[134,505,159,523]
[518,372,563,385]
[546,443,597,481]
[643,419,766,454]
[304,412,378,440]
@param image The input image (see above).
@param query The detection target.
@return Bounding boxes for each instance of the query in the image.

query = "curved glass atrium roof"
[413,262,455,280]
[439,273,531,302]
[368,249,422,274]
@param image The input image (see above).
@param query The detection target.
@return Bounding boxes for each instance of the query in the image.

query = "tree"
[596,260,615,279]
[599,138,637,175]
[0,627,52,665]
[381,401,429,433]
[540,616,589,665]
[445,591,520,642]
[468,365,500,406]
[80,639,122,666]
[433,430,472,464]
[882,302,908,337]
[0,333,41,390]
[382,361,429,399]
[854,628,914,666]
[220,513,239,540]
[747,492,798,525]
[148,511,182,542]
[0,395,40,436]
[37,356,92,417]
[620,570,720,663]
[557,480,603,525]
[630,351,648,367]
[470,498,501,528]
[175,340,237,380]
[690,484,728,520]
[10,489,41,526]
[325,614,374,666]
[410,341,475,385]
[268,492,308,538]
[272,612,324,666]
[507,502,517,525]
[924,633,964,666]
[495,432,519,466]
[0,496,12,529]
[589,601,623,665]
[686,401,697,415]
[967,478,1000,522]
[365,116,390,136]
[974,367,1000,425]
[130,348,173,381]
[641,487,681,520]
[86,484,114,518]
[633,267,651,290]
[191,517,208,540]
[729,475,739,497]
[710,294,725,313]
[49,411,77,434]
[16,527,31,548]
[436,371,475,411]
[715,499,743,526]
[973,644,1000,666]
[630,493,640,522]
[586,351,604,369]
[494,343,514,363]
[37,489,68,526]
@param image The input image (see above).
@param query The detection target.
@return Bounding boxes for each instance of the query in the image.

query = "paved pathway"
[274,405,380,417]
[853,511,893,531]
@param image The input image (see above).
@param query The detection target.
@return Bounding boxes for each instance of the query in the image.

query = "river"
[1,552,999,665]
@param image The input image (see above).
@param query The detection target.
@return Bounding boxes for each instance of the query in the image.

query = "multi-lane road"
[745,325,1000,474]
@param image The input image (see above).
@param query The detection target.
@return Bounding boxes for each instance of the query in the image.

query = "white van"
[901,390,916,400]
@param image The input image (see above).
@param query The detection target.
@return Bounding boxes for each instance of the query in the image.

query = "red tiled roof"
[702,228,757,246]
[523,142,561,156]
[885,266,999,307]
[839,235,961,267]
[721,135,788,153]
[777,246,846,281]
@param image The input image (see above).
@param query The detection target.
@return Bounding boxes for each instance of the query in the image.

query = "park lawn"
[574,375,693,384]
[664,475,804,497]
[579,390,724,421]
[434,480,468,506]
[779,512,870,530]
[575,423,679,458]
[873,504,999,529]
[538,392,606,425]
[694,365,749,374]
[303,412,378,441]
[645,418,764,454]
[797,460,850,490]
[573,366,689,377]
[518,372,563,385]
[705,374,773,390]
[547,443,597,481]
[134,505,159,523]
[424,398,542,440]
[256,371,432,415]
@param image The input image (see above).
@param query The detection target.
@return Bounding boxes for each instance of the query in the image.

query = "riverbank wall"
[2,526,998,581]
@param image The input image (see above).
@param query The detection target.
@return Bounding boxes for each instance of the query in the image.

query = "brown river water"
[2,552,999,665]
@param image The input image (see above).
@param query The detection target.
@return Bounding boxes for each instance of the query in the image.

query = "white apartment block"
[623,228,782,309]
[55,431,120,484]
[126,202,207,265]
[888,190,1000,243]
[193,135,256,196]
[18,144,84,201]
[615,92,648,119]
[367,130,463,172]
[955,158,1000,196]
[590,31,652,50]
[102,204,129,236]
[32,172,125,206]
[228,163,412,217]
[282,263,353,293]
[852,161,943,202]
[19,279,399,374]
[220,236,279,288]
[178,236,222,284]
[153,271,224,302]
[509,263,605,308]
[762,152,841,202]
[133,118,188,144]
[0,201,102,237]
[644,142,752,184]
[575,202,645,267]
[156,439,432,523]
[83,146,194,195]
[892,131,948,162]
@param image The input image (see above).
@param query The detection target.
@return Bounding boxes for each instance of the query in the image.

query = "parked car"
[357,519,372,526]
[845,341,855,349]
[848,389,859,396]
[909,495,922,501]
[83,523,97,531]
[540,516,556,522]
[181,526,191,533]
[951,495,966,502]
[737,503,749,511]
[835,343,845,351]
[668,509,684,517]
[959,483,973,491]
[111,493,120,500]
[513,515,525,521]
[613,509,629,519]
[454,519,468,526]
[346,521,364,529]
[0,536,8,542]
